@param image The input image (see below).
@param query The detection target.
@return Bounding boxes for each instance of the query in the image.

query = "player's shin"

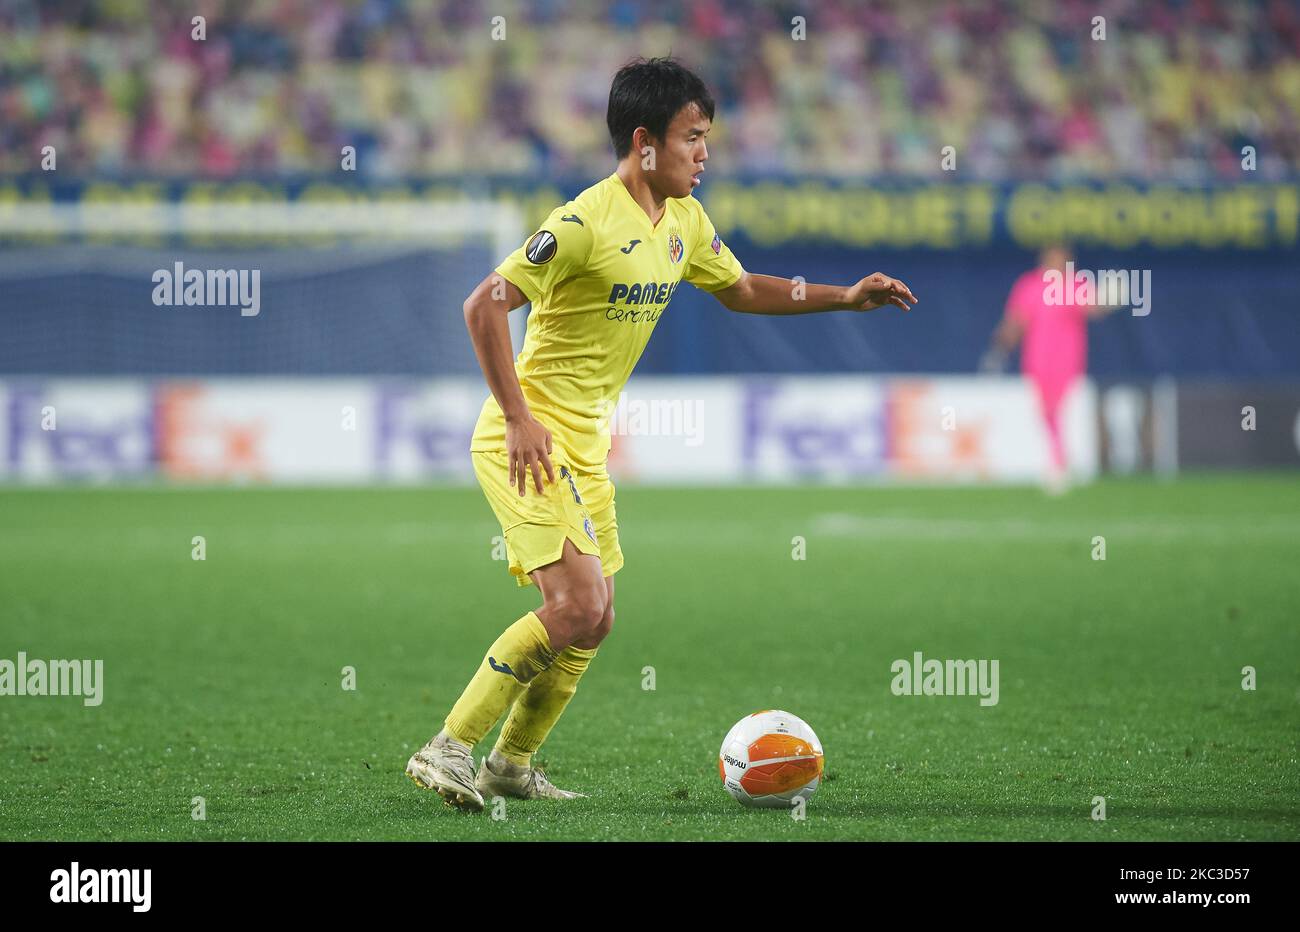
[495,644,598,766]
[442,611,558,747]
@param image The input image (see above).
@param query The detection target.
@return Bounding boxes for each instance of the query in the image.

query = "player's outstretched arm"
[463,273,556,497]
[712,271,917,315]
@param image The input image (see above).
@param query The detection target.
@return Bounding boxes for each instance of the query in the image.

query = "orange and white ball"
[718,710,825,808]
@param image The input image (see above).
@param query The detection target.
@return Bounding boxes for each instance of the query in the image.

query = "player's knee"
[594,603,614,641]
[582,600,616,644]
[575,587,608,635]
[572,602,612,650]
[547,586,606,641]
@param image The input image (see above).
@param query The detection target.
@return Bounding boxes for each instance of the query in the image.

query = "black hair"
[606,57,715,159]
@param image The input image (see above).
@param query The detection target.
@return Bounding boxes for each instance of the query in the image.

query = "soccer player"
[982,244,1117,494]
[406,57,917,811]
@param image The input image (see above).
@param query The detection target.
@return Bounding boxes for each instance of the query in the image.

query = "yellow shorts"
[471,450,624,588]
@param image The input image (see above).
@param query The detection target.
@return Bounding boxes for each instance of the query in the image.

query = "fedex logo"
[741,380,886,477]
[154,383,268,481]
[3,383,154,479]
[374,383,475,475]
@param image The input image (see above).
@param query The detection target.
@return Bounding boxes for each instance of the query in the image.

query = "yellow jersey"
[469,172,745,472]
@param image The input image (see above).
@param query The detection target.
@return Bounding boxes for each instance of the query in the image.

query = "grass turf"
[1,476,1297,841]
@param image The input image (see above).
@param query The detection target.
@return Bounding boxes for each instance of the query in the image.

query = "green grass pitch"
[1,476,1297,841]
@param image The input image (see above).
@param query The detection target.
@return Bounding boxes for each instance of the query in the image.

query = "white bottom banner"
[0,376,1095,485]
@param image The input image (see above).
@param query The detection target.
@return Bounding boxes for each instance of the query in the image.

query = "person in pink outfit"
[983,244,1116,492]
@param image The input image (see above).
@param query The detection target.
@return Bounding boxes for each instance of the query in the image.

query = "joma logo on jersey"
[608,281,681,306]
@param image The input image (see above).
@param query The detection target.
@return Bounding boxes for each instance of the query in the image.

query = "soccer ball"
[718,709,824,808]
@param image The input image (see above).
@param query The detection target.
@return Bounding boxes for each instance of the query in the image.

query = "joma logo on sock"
[50,862,151,912]
[487,656,516,678]
[890,652,999,707]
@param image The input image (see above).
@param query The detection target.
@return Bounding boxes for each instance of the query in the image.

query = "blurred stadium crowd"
[1,0,1298,180]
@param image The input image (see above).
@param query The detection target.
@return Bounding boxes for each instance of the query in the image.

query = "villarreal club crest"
[667,230,684,264]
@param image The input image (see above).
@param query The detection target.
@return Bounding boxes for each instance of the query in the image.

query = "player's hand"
[979,346,1008,374]
[506,414,556,496]
[845,273,917,312]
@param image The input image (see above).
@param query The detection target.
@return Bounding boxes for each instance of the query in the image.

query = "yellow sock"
[443,611,557,748]
[495,644,598,766]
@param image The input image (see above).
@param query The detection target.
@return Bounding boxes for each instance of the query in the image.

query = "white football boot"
[475,749,588,801]
[406,732,485,812]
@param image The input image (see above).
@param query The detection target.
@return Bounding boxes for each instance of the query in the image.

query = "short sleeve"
[495,206,594,304]
[682,201,744,293]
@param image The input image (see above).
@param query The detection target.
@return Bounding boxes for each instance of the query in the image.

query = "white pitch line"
[808,512,1300,541]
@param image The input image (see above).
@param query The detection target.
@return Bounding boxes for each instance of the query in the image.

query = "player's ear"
[635,128,659,166]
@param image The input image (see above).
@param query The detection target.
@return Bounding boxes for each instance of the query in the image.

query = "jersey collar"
[610,171,668,234]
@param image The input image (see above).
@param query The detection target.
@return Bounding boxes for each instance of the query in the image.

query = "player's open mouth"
[691,170,703,187]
